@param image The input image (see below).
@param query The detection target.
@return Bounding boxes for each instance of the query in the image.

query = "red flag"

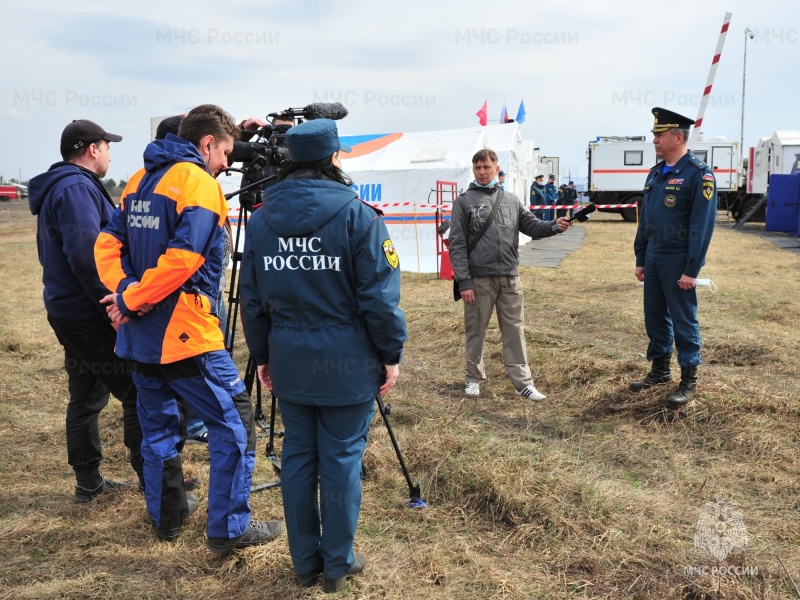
[476,100,488,126]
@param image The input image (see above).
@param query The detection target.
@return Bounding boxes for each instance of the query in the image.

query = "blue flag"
[516,99,526,124]
[500,102,508,123]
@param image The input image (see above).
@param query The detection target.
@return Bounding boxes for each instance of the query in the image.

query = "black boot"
[665,365,698,409]
[629,356,673,392]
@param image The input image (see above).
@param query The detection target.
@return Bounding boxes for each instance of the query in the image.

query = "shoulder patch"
[382,239,399,269]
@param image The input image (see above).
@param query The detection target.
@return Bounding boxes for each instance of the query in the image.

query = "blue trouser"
[132,350,255,537]
[643,252,701,367]
[185,295,229,438]
[278,398,374,579]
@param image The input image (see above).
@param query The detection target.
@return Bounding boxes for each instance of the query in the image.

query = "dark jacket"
[29,162,115,320]
[239,172,407,406]
[544,182,559,203]
[449,184,558,291]
[634,150,716,277]
[530,182,546,206]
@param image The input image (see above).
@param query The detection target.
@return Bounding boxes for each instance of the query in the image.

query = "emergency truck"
[730,130,800,221]
[586,136,738,221]
[0,183,20,201]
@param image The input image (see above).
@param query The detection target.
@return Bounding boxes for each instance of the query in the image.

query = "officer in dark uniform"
[530,174,547,219]
[629,107,717,409]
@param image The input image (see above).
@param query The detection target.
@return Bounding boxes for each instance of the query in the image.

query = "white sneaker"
[516,385,546,401]
[464,382,480,396]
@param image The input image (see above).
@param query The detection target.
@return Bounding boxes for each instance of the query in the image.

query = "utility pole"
[740,27,754,166]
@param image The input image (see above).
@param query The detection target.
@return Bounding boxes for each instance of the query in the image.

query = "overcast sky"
[2,0,798,186]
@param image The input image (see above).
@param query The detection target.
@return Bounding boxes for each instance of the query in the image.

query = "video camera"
[227,102,348,210]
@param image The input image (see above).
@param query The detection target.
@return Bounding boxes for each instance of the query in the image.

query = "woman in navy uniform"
[240,119,407,592]
[630,107,716,409]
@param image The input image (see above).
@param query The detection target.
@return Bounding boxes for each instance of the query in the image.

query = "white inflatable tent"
[339,122,538,273]
[221,122,543,274]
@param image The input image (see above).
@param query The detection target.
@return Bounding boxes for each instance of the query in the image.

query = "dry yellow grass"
[1,200,800,599]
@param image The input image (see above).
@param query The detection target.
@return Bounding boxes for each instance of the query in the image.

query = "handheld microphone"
[567,202,596,223]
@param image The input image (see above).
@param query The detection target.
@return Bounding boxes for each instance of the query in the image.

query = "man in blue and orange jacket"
[94,104,282,550]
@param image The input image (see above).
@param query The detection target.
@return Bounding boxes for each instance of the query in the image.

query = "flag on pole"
[500,102,509,123]
[516,99,527,124]
[476,100,488,126]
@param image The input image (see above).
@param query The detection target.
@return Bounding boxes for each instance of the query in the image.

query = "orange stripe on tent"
[346,132,404,159]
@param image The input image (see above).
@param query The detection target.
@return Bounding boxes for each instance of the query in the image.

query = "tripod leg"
[266,393,281,472]
[375,394,425,508]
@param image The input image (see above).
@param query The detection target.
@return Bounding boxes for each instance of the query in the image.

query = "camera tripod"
[222,180,425,507]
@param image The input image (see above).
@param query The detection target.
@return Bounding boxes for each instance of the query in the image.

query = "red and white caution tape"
[529,204,637,209]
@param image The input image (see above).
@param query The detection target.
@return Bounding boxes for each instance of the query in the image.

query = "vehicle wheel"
[621,195,642,222]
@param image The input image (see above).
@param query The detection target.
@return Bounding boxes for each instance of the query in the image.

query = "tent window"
[624,151,643,166]
[755,151,762,166]
[694,150,708,162]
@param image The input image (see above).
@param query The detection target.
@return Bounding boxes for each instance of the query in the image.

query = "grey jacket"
[449,183,558,290]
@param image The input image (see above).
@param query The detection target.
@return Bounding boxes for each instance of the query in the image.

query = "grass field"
[1,199,799,599]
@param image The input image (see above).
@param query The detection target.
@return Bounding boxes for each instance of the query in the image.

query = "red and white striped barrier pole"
[694,12,732,133]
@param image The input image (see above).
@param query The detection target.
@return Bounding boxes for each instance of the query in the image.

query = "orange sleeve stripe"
[120,168,147,210]
[122,247,205,310]
[152,163,228,217]
[94,231,127,292]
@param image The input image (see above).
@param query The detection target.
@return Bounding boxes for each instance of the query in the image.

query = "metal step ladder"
[732,192,768,230]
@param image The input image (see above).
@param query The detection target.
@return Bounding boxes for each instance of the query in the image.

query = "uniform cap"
[61,119,122,149]
[651,107,695,133]
[285,118,352,163]
[156,115,184,140]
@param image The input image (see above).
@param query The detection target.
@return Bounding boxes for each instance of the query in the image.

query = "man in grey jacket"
[449,149,571,400]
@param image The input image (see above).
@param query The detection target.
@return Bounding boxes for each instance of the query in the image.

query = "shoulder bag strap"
[467,190,503,255]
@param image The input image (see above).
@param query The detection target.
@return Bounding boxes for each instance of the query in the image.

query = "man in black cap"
[498,169,506,190]
[28,119,144,503]
[562,181,578,217]
[630,107,717,409]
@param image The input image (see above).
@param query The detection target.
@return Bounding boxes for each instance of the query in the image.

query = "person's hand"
[101,293,130,326]
[678,274,697,290]
[555,217,572,232]
[635,267,645,282]
[460,289,475,304]
[257,364,272,390]
[379,364,399,396]
[241,117,267,130]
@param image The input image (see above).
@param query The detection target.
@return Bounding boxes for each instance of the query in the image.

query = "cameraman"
[240,119,407,592]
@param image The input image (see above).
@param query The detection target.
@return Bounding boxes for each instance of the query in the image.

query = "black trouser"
[47,315,143,487]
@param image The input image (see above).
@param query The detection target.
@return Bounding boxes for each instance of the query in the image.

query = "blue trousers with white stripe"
[132,350,255,538]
